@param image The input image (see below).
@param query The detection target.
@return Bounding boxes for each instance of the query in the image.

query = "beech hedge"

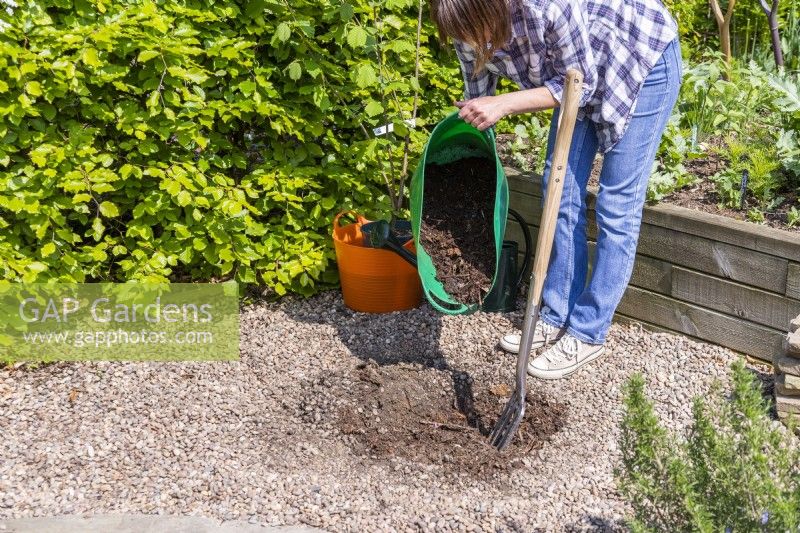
[0,0,462,295]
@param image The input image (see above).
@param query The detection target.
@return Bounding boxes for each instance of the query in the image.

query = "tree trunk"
[721,20,732,65]
[760,0,785,68]
[709,0,737,69]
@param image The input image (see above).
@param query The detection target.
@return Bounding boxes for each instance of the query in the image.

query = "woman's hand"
[455,95,509,131]
[456,87,560,130]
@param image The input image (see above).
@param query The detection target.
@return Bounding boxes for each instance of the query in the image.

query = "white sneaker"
[499,320,566,354]
[527,333,605,380]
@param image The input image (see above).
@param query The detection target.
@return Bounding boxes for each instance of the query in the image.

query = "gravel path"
[0,290,762,531]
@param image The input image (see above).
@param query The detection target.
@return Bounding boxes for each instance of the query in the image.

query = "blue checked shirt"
[454,0,679,153]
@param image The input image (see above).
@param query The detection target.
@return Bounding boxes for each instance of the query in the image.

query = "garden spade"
[489,69,584,451]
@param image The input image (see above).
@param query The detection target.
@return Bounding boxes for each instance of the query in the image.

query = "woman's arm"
[456,0,597,132]
[456,88,558,131]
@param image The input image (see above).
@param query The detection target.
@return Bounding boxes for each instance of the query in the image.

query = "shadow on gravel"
[280,290,483,426]
[563,516,624,532]
[280,291,567,478]
[277,289,448,366]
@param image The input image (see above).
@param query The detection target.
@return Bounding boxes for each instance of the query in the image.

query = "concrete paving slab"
[0,514,323,533]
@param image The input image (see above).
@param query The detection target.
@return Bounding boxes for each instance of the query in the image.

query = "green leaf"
[81,47,102,67]
[41,242,56,256]
[365,100,383,117]
[25,81,42,97]
[392,120,409,137]
[347,26,367,49]
[184,69,209,84]
[355,64,376,87]
[137,50,160,63]
[91,217,105,241]
[167,66,209,84]
[178,246,194,264]
[163,179,181,196]
[147,90,160,109]
[287,61,302,81]
[238,80,256,96]
[41,104,56,121]
[28,262,48,274]
[340,3,354,21]
[276,22,291,42]
[176,190,192,206]
[99,201,119,217]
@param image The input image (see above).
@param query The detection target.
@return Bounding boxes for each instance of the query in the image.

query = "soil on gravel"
[420,157,497,305]
[334,361,566,479]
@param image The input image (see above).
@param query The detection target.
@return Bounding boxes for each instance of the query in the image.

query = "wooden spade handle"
[528,69,584,304]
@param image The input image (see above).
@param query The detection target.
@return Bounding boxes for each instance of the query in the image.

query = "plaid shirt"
[454,0,679,153]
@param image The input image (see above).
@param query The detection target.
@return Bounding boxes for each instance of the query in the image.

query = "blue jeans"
[538,38,683,345]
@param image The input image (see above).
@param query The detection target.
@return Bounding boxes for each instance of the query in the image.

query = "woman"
[431,0,682,379]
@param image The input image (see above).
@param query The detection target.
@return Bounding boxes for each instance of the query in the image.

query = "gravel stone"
[788,330,800,355]
[0,290,777,531]
[776,394,800,414]
[776,373,800,395]
[775,355,800,377]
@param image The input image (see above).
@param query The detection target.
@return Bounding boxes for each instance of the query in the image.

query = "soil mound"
[334,362,566,478]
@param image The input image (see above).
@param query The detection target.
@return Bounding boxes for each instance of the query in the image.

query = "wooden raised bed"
[505,167,800,362]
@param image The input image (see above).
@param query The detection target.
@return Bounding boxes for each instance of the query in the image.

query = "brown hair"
[430,0,512,74]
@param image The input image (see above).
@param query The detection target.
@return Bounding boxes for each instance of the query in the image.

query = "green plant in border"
[667,56,799,215]
[747,207,766,223]
[711,136,782,210]
[748,149,783,207]
[777,3,800,74]
[648,113,695,202]
[771,73,800,183]
[617,359,800,532]
[787,205,800,227]
[505,113,549,176]
[679,56,779,146]
[776,129,800,182]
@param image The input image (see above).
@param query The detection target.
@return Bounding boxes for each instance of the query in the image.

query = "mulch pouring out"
[420,156,498,304]
[333,361,566,479]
